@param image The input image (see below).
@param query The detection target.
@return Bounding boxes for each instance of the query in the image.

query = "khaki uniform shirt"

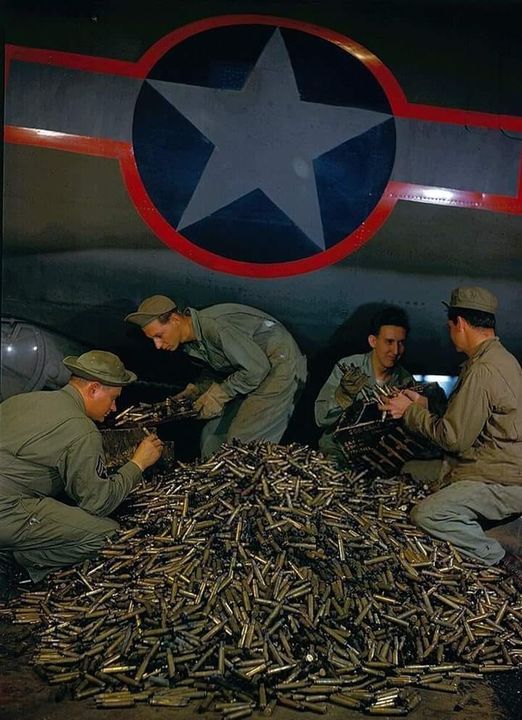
[315,351,414,427]
[404,338,522,486]
[0,385,142,515]
[183,304,307,397]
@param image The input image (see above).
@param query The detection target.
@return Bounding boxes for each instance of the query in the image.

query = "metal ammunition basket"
[334,394,440,477]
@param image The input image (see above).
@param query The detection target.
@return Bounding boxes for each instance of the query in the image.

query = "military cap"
[124,295,177,327]
[63,351,137,385]
[443,286,497,315]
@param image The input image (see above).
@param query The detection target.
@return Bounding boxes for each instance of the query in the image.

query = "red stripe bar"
[4,125,130,159]
[387,181,522,215]
[5,44,144,78]
[394,103,522,133]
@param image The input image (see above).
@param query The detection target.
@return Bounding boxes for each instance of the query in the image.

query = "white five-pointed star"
[149,29,390,249]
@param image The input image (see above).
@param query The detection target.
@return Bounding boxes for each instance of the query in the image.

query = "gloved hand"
[334,366,369,409]
[193,382,231,420]
[173,383,201,401]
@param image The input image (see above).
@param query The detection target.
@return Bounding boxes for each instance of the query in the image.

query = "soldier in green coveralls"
[381,288,522,583]
[314,307,415,465]
[0,351,163,597]
[125,296,307,459]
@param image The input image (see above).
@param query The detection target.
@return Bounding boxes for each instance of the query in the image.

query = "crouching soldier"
[0,351,163,596]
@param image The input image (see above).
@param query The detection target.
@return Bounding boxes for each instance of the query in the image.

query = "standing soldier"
[125,296,307,458]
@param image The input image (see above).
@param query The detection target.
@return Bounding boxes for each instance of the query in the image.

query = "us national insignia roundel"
[132,20,396,275]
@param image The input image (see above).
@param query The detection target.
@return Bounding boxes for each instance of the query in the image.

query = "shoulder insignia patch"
[96,456,109,480]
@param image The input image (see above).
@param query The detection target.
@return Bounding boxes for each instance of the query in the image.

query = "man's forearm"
[404,404,460,453]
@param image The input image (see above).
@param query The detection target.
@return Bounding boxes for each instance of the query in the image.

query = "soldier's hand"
[131,434,164,471]
[173,383,200,401]
[403,388,428,408]
[379,393,413,419]
[193,382,230,420]
[335,366,369,409]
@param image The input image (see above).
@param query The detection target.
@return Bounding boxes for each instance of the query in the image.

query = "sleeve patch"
[96,456,109,480]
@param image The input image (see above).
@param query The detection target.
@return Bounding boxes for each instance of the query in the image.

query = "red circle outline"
[122,14,402,278]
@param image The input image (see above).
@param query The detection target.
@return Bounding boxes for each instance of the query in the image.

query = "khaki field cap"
[443,286,498,315]
[124,295,177,327]
[63,351,137,385]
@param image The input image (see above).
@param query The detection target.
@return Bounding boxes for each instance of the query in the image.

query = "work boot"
[498,552,522,592]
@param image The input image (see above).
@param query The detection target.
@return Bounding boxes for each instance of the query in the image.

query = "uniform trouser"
[0,495,119,582]
[200,357,307,459]
[402,458,449,487]
[410,480,522,565]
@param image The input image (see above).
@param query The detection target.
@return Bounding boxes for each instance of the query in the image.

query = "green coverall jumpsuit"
[184,304,307,458]
[0,385,142,581]
[315,350,413,464]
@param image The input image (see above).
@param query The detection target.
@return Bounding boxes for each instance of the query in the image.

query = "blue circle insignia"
[133,24,396,265]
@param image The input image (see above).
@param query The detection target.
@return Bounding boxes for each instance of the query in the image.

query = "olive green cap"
[63,351,137,386]
[124,295,177,327]
[443,286,497,315]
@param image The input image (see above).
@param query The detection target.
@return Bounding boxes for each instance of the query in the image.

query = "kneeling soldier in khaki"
[0,351,163,596]
[380,288,522,586]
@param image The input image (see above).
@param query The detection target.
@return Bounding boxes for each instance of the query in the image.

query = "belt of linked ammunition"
[113,397,197,428]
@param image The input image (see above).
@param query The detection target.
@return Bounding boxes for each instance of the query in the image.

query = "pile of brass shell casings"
[7,441,521,717]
